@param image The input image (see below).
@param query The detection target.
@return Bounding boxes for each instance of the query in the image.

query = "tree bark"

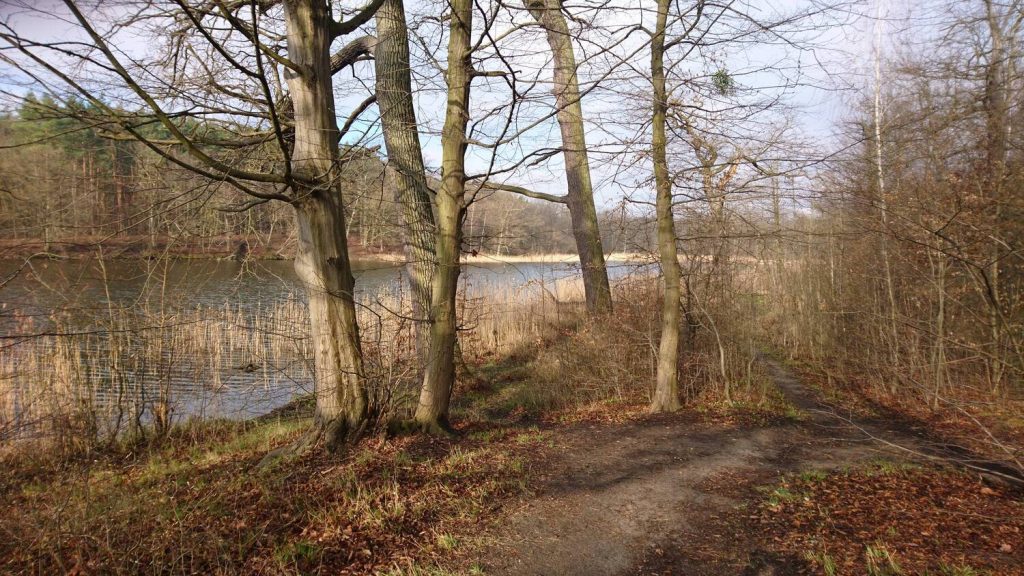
[982,0,1010,392]
[293,193,368,450]
[412,0,472,432]
[872,3,900,390]
[771,174,784,293]
[375,0,437,372]
[525,0,612,314]
[649,0,681,412]
[283,0,368,450]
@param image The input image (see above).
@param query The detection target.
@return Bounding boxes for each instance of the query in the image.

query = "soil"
[473,357,1024,575]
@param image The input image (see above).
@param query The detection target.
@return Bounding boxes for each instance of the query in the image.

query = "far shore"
[0,237,654,266]
[460,252,652,264]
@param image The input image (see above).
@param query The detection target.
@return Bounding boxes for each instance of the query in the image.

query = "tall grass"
[0,275,577,452]
[0,297,315,450]
[1,259,781,456]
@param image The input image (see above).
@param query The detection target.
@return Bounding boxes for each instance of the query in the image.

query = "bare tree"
[978,0,1022,391]
[0,0,389,453]
[872,0,901,387]
[411,0,473,433]
[648,0,682,412]
[523,0,612,314]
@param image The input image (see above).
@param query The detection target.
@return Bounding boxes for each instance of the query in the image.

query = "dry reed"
[2,257,783,454]
[0,277,572,451]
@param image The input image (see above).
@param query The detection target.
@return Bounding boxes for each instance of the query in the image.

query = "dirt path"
[474,357,985,575]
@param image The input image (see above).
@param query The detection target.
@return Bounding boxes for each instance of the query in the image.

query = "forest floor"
[2,354,1022,575]
[468,357,1024,576]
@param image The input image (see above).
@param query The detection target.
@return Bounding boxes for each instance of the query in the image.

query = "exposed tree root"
[387,416,457,438]
[257,416,366,470]
[648,398,681,413]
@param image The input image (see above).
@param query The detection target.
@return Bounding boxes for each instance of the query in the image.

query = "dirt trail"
[476,357,995,576]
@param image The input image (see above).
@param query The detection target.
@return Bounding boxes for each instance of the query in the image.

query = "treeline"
[0,96,657,258]
[0,94,293,256]
[772,2,1023,409]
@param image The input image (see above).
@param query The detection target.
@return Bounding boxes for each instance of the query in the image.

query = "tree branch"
[337,93,378,143]
[331,0,387,38]
[472,181,567,204]
[60,0,287,184]
[331,35,377,74]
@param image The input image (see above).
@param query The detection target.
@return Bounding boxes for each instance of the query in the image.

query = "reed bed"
[0,297,315,449]
[1,259,779,454]
[0,276,573,450]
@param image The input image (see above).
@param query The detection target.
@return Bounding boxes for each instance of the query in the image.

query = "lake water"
[0,257,648,435]
[0,258,596,325]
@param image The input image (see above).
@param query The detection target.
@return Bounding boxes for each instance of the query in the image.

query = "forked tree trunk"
[281,0,368,451]
[375,0,437,371]
[649,0,681,412]
[412,0,472,432]
[525,0,612,314]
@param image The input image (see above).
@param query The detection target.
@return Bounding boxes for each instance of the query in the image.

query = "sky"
[0,0,906,209]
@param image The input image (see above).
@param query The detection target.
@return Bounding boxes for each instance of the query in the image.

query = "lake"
[0,258,598,325]
[0,257,648,436]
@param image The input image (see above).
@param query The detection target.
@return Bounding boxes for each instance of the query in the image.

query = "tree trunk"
[872,1,900,391]
[282,0,368,450]
[708,179,729,294]
[930,240,947,410]
[983,0,1009,393]
[293,194,368,450]
[412,0,472,432]
[771,174,784,293]
[525,0,612,314]
[375,0,436,372]
[649,0,681,413]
